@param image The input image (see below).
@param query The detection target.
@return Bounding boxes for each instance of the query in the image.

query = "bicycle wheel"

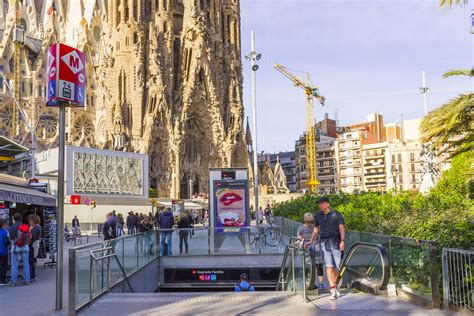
[265,229,281,246]
[249,229,259,246]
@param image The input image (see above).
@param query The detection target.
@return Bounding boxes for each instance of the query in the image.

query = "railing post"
[107,256,111,293]
[68,248,76,316]
[429,242,441,309]
[302,250,307,302]
[441,248,449,311]
[207,227,211,255]
[89,254,93,306]
[291,248,296,292]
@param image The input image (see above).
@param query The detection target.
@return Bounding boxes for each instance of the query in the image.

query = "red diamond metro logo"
[61,50,84,75]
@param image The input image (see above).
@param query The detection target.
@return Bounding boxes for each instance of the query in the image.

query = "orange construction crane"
[273,63,325,193]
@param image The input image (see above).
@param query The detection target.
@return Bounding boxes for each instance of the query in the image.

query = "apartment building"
[316,140,338,194]
[387,141,422,192]
[295,114,338,193]
[336,113,385,193]
[362,142,389,192]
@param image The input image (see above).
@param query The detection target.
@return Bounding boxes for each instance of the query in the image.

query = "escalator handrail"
[337,242,390,291]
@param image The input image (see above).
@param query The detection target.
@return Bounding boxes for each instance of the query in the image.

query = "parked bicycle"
[249,224,281,247]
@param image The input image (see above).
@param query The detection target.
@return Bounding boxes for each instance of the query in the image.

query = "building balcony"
[365,154,385,159]
[365,181,386,187]
[364,162,385,168]
[364,172,386,178]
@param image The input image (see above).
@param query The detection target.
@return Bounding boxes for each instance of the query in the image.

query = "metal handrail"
[336,242,390,291]
[276,237,309,302]
[88,245,134,306]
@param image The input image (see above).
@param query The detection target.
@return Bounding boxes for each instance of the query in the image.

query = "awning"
[156,201,205,210]
[0,183,57,207]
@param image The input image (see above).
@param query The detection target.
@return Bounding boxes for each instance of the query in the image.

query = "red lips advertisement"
[215,186,247,232]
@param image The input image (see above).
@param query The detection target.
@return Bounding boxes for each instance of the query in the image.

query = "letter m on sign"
[61,50,84,75]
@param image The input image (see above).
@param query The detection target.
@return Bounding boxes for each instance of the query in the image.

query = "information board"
[43,207,57,257]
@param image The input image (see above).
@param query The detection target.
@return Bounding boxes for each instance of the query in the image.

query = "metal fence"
[442,247,473,311]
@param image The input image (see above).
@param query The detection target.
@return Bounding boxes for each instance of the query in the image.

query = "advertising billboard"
[213,179,249,234]
[46,43,86,107]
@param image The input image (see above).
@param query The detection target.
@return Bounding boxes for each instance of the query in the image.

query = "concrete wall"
[111,258,160,293]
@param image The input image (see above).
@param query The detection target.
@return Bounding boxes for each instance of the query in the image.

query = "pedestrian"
[264,204,272,224]
[187,211,194,239]
[10,219,31,286]
[159,208,174,256]
[0,219,9,285]
[28,214,42,282]
[134,212,140,233]
[310,197,345,300]
[103,213,117,241]
[234,273,255,292]
[257,207,264,225]
[8,213,22,242]
[116,214,124,237]
[139,216,154,255]
[72,215,80,228]
[154,211,160,229]
[126,212,133,235]
[178,211,191,254]
[297,213,324,290]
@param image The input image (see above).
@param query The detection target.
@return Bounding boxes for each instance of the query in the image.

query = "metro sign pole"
[47,43,86,311]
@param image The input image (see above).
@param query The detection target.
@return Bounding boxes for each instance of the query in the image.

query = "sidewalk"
[0,235,102,316]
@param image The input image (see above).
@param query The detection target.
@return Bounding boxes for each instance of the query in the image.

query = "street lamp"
[245,31,261,222]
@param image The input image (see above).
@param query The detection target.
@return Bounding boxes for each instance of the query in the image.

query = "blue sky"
[240,0,473,153]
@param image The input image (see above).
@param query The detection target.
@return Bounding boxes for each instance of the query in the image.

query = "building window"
[411,163,415,172]
[412,174,416,182]
[38,85,42,97]
[399,175,403,183]
[398,154,402,162]
[410,153,415,161]
[392,154,395,163]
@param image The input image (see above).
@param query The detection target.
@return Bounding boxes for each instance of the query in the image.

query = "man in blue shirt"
[0,218,10,285]
[235,273,255,292]
[310,197,345,300]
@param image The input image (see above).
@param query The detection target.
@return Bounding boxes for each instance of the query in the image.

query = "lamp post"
[419,70,430,116]
[391,165,399,193]
[245,31,262,223]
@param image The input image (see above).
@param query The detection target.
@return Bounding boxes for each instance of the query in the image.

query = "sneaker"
[8,283,16,287]
[335,288,341,297]
[30,278,36,283]
[22,281,30,286]
[329,287,338,300]
[318,284,325,290]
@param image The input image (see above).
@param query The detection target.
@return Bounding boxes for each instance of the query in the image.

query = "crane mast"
[12,0,24,136]
[274,63,325,193]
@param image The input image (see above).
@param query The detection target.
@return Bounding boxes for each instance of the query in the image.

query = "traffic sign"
[70,195,81,205]
[46,43,86,107]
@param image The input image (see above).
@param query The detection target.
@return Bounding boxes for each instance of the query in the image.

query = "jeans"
[160,231,173,256]
[179,232,189,254]
[0,255,7,283]
[127,225,133,235]
[11,249,30,284]
[320,238,342,269]
[29,246,36,279]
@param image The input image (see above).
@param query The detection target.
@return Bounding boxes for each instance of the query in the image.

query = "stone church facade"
[0,0,248,198]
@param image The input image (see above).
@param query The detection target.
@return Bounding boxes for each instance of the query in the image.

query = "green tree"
[419,69,474,159]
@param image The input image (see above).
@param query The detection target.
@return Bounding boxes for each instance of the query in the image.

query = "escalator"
[277,240,390,297]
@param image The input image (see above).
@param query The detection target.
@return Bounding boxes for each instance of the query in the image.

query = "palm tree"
[420,69,474,159]
[439,0,468,8]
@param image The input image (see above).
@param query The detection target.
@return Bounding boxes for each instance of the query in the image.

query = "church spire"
[245,116,252,146]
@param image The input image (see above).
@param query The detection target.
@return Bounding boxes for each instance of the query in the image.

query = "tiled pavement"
[80,291,449,316]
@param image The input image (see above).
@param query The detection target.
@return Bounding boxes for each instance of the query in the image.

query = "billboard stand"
[208,168,249,253]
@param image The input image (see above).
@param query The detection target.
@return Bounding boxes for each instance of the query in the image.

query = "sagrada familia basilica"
[0,0,248,198]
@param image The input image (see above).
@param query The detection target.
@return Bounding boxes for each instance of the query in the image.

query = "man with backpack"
[234,273,255,292]
[10,216,31,286]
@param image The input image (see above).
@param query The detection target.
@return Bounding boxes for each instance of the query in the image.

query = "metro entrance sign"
[46,43,86,107]
[46,43,87,311]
